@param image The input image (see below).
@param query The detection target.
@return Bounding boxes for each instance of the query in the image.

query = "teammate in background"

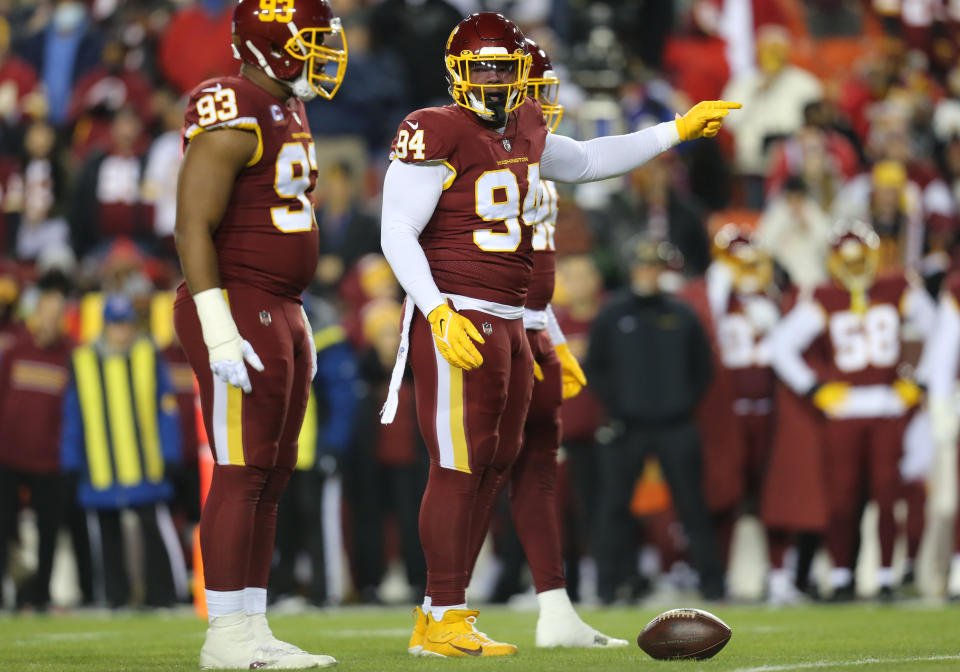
[379,11,738,657]
[171,0,347,668]
[706,226,798,604]
[923,272,960,599]
[770,220,936,601]
[467,38,625,648]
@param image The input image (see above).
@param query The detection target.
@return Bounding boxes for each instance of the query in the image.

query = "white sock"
[244,587,267,616]
[422,595,432,611]
[877,567,893,588]
[429,603,466,621]
[536,588,579,621]
[206,589,245,622]
[952,553,960,571]
[830,567,853,589]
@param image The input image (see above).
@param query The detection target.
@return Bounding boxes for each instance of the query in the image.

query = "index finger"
[715,101,742,109]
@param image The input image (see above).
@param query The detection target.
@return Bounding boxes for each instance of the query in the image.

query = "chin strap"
[289,70,317,101]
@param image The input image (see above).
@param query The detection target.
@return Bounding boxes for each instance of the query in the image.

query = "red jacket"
[0,330,74,473]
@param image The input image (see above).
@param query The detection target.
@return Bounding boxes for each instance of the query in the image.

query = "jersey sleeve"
[389,109,455,168]
[182,78,264,166]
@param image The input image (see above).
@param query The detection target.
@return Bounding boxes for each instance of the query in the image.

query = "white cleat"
[535,614,629,648]
[249,613,337,668]
[767,568,805,607]
[199,611,328,669]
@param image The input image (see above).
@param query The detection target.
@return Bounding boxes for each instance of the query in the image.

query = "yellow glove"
[556,343,587,400]
[892,378,922,409]
[427,304,484,370]
[533,360,544,381]
[675,100,742,141]
[811,381,850,418]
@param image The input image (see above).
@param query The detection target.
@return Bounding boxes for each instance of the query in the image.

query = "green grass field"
[2,603,960,671]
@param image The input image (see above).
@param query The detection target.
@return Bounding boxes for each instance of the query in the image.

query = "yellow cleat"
[408,606,427,656]
[421,609,518,658]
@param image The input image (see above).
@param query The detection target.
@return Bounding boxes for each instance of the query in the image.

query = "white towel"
[380,295,414,424]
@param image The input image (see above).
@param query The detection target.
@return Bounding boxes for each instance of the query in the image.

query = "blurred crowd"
[5,0,960,611]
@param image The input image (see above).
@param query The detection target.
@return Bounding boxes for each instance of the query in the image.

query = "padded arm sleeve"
[380,159,451,316]
[540,122,680,183]
[770,301,826,395]
[925,294,960,398]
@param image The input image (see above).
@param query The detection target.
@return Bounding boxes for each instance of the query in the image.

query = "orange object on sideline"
[193,377,214,619]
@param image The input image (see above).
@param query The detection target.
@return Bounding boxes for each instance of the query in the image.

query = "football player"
[171,0,346,668]
[922,272,960,599]
[466,38,626,648]
[378,11,738,657]
[770,220,935,600]
[707,226,798,603]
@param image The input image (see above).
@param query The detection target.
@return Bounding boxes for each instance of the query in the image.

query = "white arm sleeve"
[770,301,826,395]
[380,160,451,317]
[540,121,681,183]
[925,294,960,398]
[902,284,938,336]
[545,304,566,346]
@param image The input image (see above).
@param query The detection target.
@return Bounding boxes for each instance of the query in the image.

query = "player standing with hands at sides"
[172,0,347,668]
[378,11,739,658]
[462,38,625,648]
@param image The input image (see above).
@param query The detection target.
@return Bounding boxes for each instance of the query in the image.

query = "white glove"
[210,340,264,393]
[301,305,318,381]
[194,288,264,393]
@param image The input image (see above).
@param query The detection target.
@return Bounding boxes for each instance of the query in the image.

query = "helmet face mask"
[283,18,347,100]
[524,37,563,132]
[827,222,880,292]
[713,224,771,295]
[445,13,531,125]
[233,0,348,101]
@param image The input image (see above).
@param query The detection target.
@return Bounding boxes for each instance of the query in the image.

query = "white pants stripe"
[211,376,230,464]
[432,342,456,470]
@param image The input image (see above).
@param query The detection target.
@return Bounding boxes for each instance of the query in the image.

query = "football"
[637,608,731,660]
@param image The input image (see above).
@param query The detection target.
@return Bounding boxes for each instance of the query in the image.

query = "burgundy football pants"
[410,308,533,607]
[174,285,312,592]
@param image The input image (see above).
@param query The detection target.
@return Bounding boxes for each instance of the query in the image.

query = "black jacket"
[585,290,712,427]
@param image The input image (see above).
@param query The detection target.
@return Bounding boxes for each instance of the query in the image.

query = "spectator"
[756,176,832,290]
[142,88,186,256]
[585,237,722,602]
[273,298,360,607]
[721,24,823,208]
[589,154,711,278]
[60,293,186,608]
[831,159,924,270]
[18,0,103,127]
[305,19,409,150]
[70,107,152,258]
[16,120,69,262]
[0,266,20,352]
[0,271,73,609]
[0,14,41,125]
[765,101,860,208]
[344,298,427,603]
[368,0,464,109]
[314,161,381,284]
[67,36,155,160]
[156,0,234,95]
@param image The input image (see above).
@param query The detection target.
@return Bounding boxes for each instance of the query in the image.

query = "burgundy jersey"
[715,293,777,400]
[527,179,558,311]
[806,274,911,386]
[183,75,319,300]
[390,100,549,307]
